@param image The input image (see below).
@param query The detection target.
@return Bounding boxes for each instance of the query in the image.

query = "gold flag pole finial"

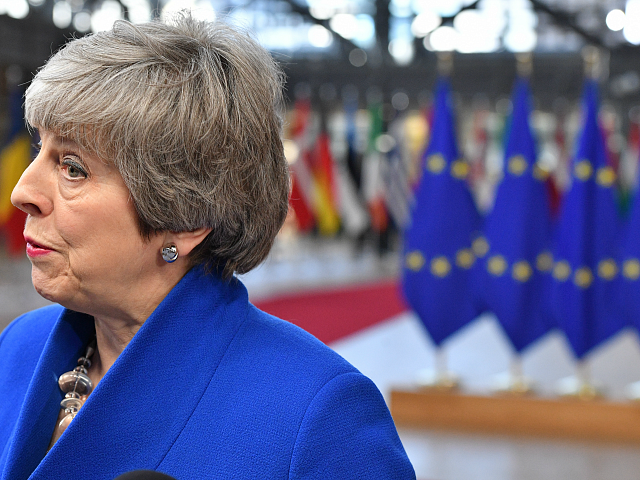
[581,45,607,81]
[437,51,453,77]
[515,52,533,78]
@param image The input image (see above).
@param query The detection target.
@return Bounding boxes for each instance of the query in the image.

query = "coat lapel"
[5,268,249,480]
[1,309,94,480]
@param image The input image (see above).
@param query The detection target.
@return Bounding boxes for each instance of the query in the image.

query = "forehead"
[31,116,107,153]
[38,129,111,166]
[39,130,81,149]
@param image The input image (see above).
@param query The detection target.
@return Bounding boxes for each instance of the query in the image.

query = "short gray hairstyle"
[25,13,289,278]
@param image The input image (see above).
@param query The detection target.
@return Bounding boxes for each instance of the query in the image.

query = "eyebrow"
[52,135,82,150]
[40,129,108,168]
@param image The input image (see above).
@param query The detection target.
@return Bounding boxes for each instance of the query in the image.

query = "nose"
[11,153,53,217]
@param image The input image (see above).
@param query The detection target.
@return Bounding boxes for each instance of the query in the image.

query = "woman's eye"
[67,165,83,178]
[62,159,87,179]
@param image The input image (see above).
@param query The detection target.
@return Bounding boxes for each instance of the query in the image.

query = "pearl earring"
[161,244,178,263]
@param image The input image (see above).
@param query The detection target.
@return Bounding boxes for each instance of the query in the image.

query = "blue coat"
[0,267,414,479]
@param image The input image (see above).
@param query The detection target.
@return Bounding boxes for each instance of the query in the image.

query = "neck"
[86,266,191,385]
[89,315,141,384]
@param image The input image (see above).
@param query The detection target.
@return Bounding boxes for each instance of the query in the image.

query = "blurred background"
[3,1,640,479]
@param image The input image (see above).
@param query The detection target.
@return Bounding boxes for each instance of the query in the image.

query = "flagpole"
[509,354,533,394]
[437,346,459,389]
[416,344,459,391]
[515,52,532,78]
[490,51,538,396]
[577,360,594,397]
[507,354,531,394]
[510,355,523,383]
[493,351,534,395]
[414,49,458,392]
[434,346,454,386]
[436,51,453,78]
[571,359,602,399]
[556,355,604,398]
[555,45,612,401]
[405,47,478,393]
[582,44,608,82]
[499,56,536,391]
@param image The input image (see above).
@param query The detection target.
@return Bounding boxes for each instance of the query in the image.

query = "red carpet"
[253,280,409,344]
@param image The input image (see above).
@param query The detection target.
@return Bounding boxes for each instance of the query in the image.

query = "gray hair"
[24,13,289,278]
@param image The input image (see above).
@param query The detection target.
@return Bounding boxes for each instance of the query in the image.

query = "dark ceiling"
[1,0,640,110]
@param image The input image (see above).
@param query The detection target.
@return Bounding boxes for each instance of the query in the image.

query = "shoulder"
[290,371,415,479]
[0,304,63,354]
[222,305,415,479]
[239,303,358,380]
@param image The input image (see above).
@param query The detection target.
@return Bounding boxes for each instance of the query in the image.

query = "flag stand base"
[625,380,640,401]
[414,347,459,392]
[415,368,459,392]
[556,375,605,400]
[491,371,535,396]
[491,356,535,395]
[390,388,640,442]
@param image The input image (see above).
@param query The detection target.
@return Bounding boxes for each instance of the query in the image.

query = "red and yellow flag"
[0,134,30,254]
[311,132,340,236]
[287,99,316,233]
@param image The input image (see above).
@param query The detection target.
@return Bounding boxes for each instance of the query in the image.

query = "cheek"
[54,202,92,247]
[104,200,146,247]
[57,194,143,256]
[91,199,155,261]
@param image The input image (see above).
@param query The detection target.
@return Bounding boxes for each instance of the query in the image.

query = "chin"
[32,276,61,303]
[31,265,72,305]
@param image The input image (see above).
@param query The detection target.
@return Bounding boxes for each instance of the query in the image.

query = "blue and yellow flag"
[618,140,640,329]
[550,80,624,359]
[401,78,482,346]
[478,78,555,353]
[0,86,30,255]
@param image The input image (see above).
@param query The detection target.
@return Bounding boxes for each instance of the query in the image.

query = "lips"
[24,235,55,257]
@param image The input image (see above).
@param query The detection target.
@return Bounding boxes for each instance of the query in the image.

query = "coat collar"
[2,267,249,480]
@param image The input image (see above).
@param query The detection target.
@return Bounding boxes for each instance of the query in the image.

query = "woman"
[0,13,414,480]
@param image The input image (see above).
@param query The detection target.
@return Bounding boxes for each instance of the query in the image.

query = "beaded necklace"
[56,337,97,435]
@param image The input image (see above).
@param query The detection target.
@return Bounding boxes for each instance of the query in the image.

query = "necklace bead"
[58,371,93,395]
[77,356,92,368]
[54,337,96,439]
[60,396,82,412]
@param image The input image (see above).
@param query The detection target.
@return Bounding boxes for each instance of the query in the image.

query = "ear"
[164,227,212,258]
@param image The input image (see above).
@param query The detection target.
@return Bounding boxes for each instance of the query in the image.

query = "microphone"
[113,471,177,480]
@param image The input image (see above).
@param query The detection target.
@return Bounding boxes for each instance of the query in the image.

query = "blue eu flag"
[619,151,640,329]
[478,78,555,353]
[550,79,624,359]
[401,78,482,346]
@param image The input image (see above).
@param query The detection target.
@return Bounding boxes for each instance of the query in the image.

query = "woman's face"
[11,130,165,318]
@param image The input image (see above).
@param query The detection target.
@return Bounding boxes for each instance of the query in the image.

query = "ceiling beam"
[529,0,605,48]
[279,0,362,55]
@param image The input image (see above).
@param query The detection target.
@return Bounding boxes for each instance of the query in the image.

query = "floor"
[4,236,640,480]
